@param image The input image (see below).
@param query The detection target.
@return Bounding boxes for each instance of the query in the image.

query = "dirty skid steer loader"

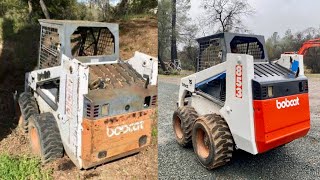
[18,20,157,169]
[173,33,310,169]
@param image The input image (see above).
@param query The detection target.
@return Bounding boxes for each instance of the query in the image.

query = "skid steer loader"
[18,20,157,169]
[173,33,310,169]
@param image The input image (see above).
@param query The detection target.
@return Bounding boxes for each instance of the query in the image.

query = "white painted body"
[178,53,258,154]
[276,54,305,76]
[26,54,150,168]
[178,52,307,155]
[127,51,158,85]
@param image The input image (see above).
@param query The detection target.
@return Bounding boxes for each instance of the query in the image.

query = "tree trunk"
[39,0,50,19]
[118,0,128,15]
[158,44,167,72]
[28,0,33,22]
[171,0,178,63]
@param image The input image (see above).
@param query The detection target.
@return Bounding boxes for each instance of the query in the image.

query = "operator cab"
[196,32,268,72]
[195,32,304,105]
[35,20,120,110]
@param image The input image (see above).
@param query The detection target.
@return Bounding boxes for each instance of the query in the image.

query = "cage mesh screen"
[198,38,222,71]
[39,27,60,69]
[236,42,263,59]
[71,27,114,57]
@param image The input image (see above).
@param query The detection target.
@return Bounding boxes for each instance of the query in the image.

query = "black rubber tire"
[192,114,234,169]
[18,92,39,133]
[172,106,198,147]
[28,112,64,163]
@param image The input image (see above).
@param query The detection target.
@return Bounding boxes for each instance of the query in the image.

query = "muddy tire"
[192,114,234,169]
[18,92,39,133]
[172,106,198,147]
[28,112,63,163]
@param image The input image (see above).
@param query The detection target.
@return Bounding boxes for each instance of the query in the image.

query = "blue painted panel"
[195,72,226,88]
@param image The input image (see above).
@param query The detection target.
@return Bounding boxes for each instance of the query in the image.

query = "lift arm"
[297,38,320,55]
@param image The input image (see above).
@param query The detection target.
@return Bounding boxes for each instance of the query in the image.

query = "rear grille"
[85,103,100,118]
[261,86,267,98]
[93,105,99,117]
[252,82,261,99]
[151,95,157,106]
[304,81,308,91]
[254,63,294,77]
[86,104,91,117]
[299,81,308,92]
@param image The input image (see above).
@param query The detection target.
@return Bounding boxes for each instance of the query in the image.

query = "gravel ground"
[158,75,320,180]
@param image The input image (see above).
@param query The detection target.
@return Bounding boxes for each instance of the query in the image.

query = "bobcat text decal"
[235,65,243,98]
[276,97,300,109]
[107,121,144,137]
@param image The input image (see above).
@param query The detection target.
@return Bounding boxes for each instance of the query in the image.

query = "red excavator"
[284,38,320,55]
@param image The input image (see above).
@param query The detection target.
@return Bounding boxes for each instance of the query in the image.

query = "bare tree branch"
[39,0,50,19]
[200,0,254,33]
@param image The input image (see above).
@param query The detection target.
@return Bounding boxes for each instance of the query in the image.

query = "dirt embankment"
[118,16,158,60]
[0,16,158,179]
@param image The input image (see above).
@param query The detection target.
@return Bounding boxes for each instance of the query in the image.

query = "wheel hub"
[30,127,41,156]
[196,128,210,158]
[174,116,183,139]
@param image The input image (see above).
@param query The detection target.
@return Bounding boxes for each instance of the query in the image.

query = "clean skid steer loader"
[173,33,310,169]
[18,20,157,169]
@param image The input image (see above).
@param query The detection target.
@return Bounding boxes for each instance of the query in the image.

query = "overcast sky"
[189,0,320,38]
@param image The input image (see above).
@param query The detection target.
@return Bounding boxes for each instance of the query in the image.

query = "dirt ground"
[0,16,158,179]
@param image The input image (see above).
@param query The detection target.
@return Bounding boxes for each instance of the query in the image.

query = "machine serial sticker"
[65,77,73,121]
[235,65,243,98]
[107,121,144,137]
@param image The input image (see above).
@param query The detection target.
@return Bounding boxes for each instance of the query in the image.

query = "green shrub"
[0,154,52,180]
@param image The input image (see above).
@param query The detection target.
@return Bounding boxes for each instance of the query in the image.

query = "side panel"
[178,62,226,107]
[65,59,79,156]
[277,54,305,76]
[81,109,155,169]
[190,95,221,116]
[58,55,89,167]
[220,53,258,154]
[76,63,89,167]
[253,93,310,153]
[127,51,158,85]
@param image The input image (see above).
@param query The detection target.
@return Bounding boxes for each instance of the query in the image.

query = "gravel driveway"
[158,76,320,180]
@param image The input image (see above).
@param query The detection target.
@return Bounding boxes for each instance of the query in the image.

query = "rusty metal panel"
[88,63,145,90]
[81,108,155,169]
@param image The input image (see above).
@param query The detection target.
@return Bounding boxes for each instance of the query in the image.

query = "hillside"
[119,16,158,60]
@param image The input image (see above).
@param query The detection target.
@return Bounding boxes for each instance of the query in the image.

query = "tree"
[171,0,178,63]
[28,0,33,21]
[129,0,158,14]
[39,0,50,19]
[158,0,171,71]
[265,28,320,72]
[91,0,110,20]
[200,0,254,33]
[159,0,197,72]
[176,0,197,46]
